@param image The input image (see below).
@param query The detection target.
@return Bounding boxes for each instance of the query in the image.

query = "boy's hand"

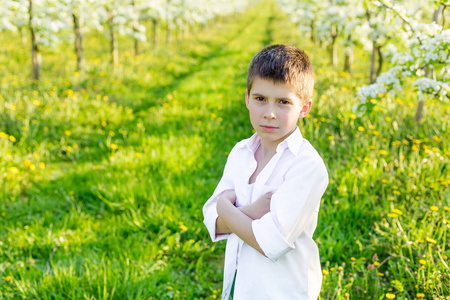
[240,192,272,220]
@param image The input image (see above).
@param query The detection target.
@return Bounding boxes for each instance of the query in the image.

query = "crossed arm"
[215,189,272,257]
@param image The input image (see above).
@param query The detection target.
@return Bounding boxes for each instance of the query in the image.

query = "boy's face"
[245,77,311,149]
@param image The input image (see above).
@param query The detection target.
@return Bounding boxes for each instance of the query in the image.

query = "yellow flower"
[39,162,45,169]
[385,293,395,299]
[378,273,384,277]
[9,135,16,142]
[387,213,398,218]
[110,144,118,150]
[350,257,356,261]
[419,259,426,265]
[357,126,365,132]
[412,145,418,151]
[363,157,370,162]
[432,136,441,142]
[385,117,392,122]
[374,262,380,267]
[179,222,188,232]
[392,209,403,215]
[24,160,31,167]
[109,131,115,137]
[430,206,438,212]
[167,286,173,290]
[444,206,450,212]
[322,269,329,276]
[135,153,141,158]
[5,275,12,282]
[65,130,71,136]
[350,113,357,120]
[9,167,19,174]
[0,132,8,139]
[426,237,436,244]
[370,145,376,150]
[379,150,388,155]
[328,136,334,140]
[29,164,36,171]
[416,293,425,298]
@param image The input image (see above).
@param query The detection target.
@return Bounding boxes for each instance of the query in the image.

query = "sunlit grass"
[0,0,449,299]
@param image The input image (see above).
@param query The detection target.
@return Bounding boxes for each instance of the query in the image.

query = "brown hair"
[247,44,314,104]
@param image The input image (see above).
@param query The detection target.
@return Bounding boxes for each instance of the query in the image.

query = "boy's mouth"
[260,125,278,132]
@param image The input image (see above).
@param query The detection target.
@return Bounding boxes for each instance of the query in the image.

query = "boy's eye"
[255,97,265,101]
[279,100,289,105]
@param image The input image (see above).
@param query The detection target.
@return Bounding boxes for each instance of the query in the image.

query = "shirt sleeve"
[202,146,237,242]
[252,156,329,262]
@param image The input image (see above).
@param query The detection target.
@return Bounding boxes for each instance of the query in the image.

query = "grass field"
[0,1,449,299]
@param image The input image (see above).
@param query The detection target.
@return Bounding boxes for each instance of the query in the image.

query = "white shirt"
[203,127,329,300]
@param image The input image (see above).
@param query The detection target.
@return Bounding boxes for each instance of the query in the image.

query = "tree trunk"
[29,0,41,82]
[152,19,158,46]
[415,100,424,123]
[433,3,444,24]
[132,0,139,55]
[310,20,315,43]
[330,26,338,67]
[370,41,376,83]
[20,27,27,43]
[109,12,118,65]
[376,46,383,77]
[344,47,353,74]
[73,12,85,72]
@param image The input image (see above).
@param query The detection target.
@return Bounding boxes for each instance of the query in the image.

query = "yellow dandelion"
[350,257,356,261]
[430,206,439,212]
[388,213,398,218]
[24,160,31,167]
[322,269,329,276]
[328,136,334,140]
[39,162,45,169]
[67,146,72,152]
[65,130,71,136]
[345,293,350,297]
[412,145,418,151]
[101,120,107,127]
[385,293,395,299]
[379,150,388,155]
[109,131,115,137]
[135,153,141,158]
[9,135,16,142]
[338,266,344,271]
[370,145,376,150]
[330,267,335,271]
[393,190,400,195]
[350,113,357,120]
[5,275,12,282]
[419,259,426,265]
[357,126,365,132]
[444,206,450,212]
[378,273,384,277]
[32,99,41,106]
[29,164,36,171]
[416,293,425,298]
[0,132,8,139]
[374,261,380,267]
[392,209,403,215]
[9,167,19,174]
[179,222,188,232]
[167,286,173,290]
[426,237,436,244]
[110,144,118,150]
[363,157,370,162]
[103,96,108,101]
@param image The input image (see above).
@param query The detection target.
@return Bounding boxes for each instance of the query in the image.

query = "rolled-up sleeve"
[252,157,329,261]
[202,147,237,242]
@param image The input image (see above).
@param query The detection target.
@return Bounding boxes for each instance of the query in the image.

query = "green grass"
[0,1,449,299]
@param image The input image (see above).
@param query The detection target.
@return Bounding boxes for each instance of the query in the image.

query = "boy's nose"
[264,106,276,119]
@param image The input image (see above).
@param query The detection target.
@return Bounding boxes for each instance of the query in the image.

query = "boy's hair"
[247,44,314,104]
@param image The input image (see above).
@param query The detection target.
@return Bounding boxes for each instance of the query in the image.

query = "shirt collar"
[237,126,303,156]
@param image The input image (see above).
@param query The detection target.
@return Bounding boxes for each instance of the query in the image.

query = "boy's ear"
[299,99,312,119]
[245,89,250,109]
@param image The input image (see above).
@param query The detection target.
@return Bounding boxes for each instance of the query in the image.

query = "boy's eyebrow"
[251,92,292,100]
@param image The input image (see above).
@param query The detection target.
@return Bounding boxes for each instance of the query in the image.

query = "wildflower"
[379,150,388,155]
[430,206,439,212]
[110,144,118,150]
[328,136,334,140]
[372,253,378,260]
[39,162,45,169]
[364,157,370,162]
[135,153,141,158]
[378,273,384,277]
[179,222,188,232]
[367,263,375,269]
[338,266,344,271]
[374,262,380,267]
[444,206,450,212]
[392,209,403,215]
[385,117,392,122]
[416,293,425,298]
[357,126,365,132]
[386,293,395,299]
[29,164,36,171]
[0,132,8,139]
[412,145,418,151]
[24,160,31,167]
[9,135,16,142]
[350,113,357,120]
[322,269,329,276]
[426,237,436,244]
[65,130,71,136]
[109,131,115,137]
[419,260,426,265]
[9,167,19,174]
[167,286,173,290]
[388,213,399,218]
[5,276,12,282]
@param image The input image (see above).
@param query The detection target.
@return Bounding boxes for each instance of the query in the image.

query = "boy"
[202,44,329,299]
